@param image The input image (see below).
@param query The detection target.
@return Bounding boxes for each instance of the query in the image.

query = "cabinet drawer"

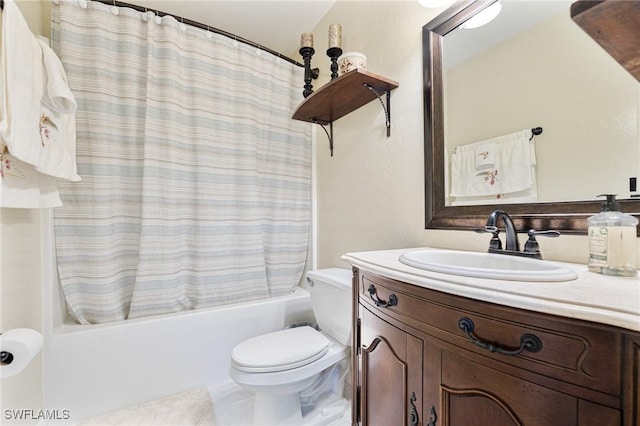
[359,270,622,397]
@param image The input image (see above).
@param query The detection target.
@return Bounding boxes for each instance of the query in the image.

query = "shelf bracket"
[364,83,392,137]
[313,119,334,157]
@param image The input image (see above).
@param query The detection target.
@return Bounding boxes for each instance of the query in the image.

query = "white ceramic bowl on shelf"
[338,52,367,75]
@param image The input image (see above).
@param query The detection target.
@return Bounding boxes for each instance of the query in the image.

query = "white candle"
[328,24,342,49]
[300,33,314,48]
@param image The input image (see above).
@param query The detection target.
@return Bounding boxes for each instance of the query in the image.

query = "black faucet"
[475,210,560,259]
[485,210,520,252]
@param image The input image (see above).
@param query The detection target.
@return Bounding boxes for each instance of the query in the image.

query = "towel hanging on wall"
[449,129,538,205]
[0,0,80,208]
[0,0,44,167]
[36,39,81,182]
[0,0,62,207]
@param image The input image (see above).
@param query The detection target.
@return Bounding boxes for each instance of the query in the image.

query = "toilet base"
[253,393,302,425]
[251,393,350,426]
[302,396,350,425]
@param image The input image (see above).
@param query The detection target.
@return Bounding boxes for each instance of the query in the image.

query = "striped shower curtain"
[51,1,311,324]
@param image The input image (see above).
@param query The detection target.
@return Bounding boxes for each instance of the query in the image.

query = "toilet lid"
[231,326,330,373]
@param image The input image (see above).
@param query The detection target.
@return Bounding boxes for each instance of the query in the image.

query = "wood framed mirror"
[423,0,640,234]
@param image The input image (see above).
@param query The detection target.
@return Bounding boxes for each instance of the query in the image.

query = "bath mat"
[78,388,214,425]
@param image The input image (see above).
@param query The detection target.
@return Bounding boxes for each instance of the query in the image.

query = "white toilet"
[229,268,352,425]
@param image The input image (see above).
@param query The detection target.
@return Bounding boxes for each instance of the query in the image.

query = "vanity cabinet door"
[441,349,578,425]
[440,348,621,426]
[358,306,424,426]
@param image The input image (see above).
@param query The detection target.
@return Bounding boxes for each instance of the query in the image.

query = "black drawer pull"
[368,284,398,308]
[458,317,542,356]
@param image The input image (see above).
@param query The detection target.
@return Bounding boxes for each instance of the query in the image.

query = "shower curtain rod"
[92,0,303,67]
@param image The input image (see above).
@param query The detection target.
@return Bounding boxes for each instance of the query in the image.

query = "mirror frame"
[423,0,640,235]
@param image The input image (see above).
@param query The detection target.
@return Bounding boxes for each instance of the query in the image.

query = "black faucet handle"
[527,229,560,239]
[475,226,502,250]
[474,225,499,234]
[524,229,560,259]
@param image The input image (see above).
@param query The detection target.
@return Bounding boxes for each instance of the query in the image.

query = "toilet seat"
[231,326,330,373]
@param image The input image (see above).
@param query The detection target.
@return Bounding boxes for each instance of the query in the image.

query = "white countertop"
[342,247,640,333]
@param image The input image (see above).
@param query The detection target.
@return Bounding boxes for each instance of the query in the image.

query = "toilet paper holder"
[0,332,14,365]
[0,329,43,378]
[1,351,14,365]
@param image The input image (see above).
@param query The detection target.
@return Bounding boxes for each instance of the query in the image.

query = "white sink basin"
[398,250,578,282]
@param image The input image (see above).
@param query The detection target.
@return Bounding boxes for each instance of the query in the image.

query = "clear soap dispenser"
[587,194,638,277]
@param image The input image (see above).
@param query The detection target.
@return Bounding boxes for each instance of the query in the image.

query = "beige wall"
[312,1,627,269]
[1,0,51,419]
[313,1,441,267]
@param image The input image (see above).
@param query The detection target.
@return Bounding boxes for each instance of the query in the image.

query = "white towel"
[0,0,44,167]
[474,143,495,170]
[40,39,77,114]
[450,129,536,200]
[0,1,70,208]
[456,140,496,170]
[1,147,62,208]
[451,185,538,206]
[36,39,81,182]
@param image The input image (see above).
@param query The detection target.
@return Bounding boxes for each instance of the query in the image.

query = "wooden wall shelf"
[293,68,398,124]
[292,68,399,156]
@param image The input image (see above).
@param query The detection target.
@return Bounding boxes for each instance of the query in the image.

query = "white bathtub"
[42,213,314,424]
[43,286,313,424]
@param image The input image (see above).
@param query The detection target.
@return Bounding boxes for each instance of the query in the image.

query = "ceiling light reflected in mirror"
[461,1,503,29]
[418,0,455,9]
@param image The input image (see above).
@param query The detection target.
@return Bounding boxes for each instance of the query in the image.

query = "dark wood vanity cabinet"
[351,268,639,426]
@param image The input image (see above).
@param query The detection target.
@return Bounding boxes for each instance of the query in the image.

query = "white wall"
[1,1,51,419]
[311,0,636,268]
[0,210,44,422]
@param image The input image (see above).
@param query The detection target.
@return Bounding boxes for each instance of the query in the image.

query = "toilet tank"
[305,268,353,346]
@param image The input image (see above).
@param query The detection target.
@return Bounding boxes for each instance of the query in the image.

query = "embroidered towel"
[0,2,68,207]
[472,142,496,170]
[36,39,81,182]
[0,0,44,167]
[450,129,536,198]
[450,185,538,206]
[1,149,62,208]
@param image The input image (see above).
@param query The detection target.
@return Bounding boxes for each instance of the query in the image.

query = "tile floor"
[209,381,351,426]
[208,382,255,425]
[78,381,350,425]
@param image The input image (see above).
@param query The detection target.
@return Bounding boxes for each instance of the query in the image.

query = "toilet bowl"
[229,268,352,425]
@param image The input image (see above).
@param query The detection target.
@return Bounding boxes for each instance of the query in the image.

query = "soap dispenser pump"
[587,194,638,277]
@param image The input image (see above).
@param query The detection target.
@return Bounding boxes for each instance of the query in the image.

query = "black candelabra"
[327,47,342,80]
[299,47,319,98]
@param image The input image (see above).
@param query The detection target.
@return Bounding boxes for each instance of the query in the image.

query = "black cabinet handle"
[409,392,419,426]
[458,317,542,356]
[426,405,437,426]
[368,284,398,308]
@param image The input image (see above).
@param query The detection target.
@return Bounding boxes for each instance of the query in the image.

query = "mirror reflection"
[423,0,640,233]
[442,0,639,207]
